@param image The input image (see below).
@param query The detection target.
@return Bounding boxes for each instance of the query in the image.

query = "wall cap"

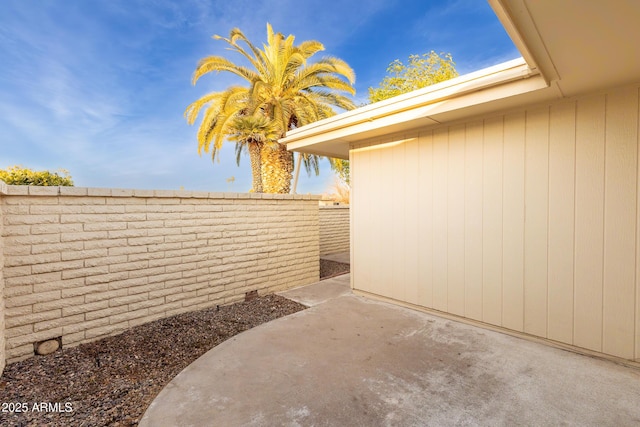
[0,185,322,200]
[319,204,350,209]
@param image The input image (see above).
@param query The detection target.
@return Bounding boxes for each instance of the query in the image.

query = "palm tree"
[185,85,252,176]
[227,114,280,193]
[185,23,356,193]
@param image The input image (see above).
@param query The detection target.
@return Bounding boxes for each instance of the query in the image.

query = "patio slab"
[140,274,640,426]
[278,273,351,307]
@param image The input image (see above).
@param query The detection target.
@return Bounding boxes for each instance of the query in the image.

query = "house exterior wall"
[0,186,319,364]
[351,83,640,362]
[319,205,350,256]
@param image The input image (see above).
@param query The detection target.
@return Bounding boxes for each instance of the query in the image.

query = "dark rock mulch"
[0,295,306,427]
[319,259,350,279]
[0,262,350,427]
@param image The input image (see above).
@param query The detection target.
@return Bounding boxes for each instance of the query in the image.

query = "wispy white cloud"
[0,0,516,192]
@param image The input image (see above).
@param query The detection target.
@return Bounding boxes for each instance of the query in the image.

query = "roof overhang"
[283,0,640,159]
[283,58,551,158]
[491,0,640,97]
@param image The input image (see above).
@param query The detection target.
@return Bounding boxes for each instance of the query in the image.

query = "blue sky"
[0,0,518,194]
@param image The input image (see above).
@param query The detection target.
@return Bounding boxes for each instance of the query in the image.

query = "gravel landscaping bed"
[0,261,349,427]
[0,295,306,427]
[319,258,350,279]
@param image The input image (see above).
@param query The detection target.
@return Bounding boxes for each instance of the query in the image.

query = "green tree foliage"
[186,23,357,193]
[368,51,458,103]
[0,166,74,186]
[329,52,459,187]
[330,158,350,185]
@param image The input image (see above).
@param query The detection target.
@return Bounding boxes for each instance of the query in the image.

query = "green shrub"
[0,166,74,186]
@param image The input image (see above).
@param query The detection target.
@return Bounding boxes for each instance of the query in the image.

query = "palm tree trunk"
[261,143,279,193]
[248,141,264,193]
[276,144,294,193]
[261,142,293,193]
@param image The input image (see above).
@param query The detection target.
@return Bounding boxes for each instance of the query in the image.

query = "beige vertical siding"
[432,129,449,312]
[574,95,605,352]
[416,132,434,308]
[524,107,549,338]
[547,102,576,344]
[351,83,640,361]
[481,117,502,325]
[404,135,420,304]
[603,90,638,358]
[502,112,526,333]
[447,125,466,317]
[465,121,484,322]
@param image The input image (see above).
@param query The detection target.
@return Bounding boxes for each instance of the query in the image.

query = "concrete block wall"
[319,205,350,256]
[0,185,320,364]
[0,181,6,372]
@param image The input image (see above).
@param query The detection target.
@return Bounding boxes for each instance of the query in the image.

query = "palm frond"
[228,115,280,144]
[315,56,356,83]
[184,92,220,125]
[192,56,259,85]
[215,28,269,77]
[296,40,325,59]
[299,153,321,176]
[187,23,357,192]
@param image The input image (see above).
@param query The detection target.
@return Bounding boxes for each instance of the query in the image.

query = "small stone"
[245,290,258,302]
[36,339,60,355]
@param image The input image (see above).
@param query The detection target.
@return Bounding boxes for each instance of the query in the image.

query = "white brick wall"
[319,205,350,256]
[0,186,320,364]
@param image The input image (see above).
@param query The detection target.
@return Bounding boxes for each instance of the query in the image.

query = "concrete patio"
[140,272,640,426]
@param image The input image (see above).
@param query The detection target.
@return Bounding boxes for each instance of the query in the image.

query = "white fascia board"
[283,58,541,152]
[488,0,541,77]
